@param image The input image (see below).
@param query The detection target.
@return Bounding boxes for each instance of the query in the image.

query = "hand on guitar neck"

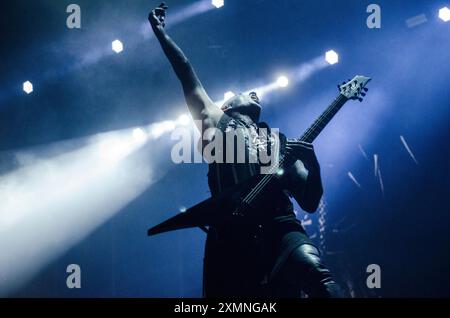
[278,141,323,213]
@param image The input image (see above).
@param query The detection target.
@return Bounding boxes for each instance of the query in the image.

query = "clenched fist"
[149,2,168,30]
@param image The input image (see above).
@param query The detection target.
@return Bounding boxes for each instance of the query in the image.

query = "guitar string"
[242,94,346,205]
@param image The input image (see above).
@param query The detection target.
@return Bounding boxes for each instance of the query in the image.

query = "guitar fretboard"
[299,94,348,143]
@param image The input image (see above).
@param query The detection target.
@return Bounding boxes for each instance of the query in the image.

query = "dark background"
[0,0,449,297]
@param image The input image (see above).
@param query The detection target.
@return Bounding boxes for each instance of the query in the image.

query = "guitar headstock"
[338,75,371,102]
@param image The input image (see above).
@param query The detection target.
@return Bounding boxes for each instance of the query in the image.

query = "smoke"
[0,127,165,296]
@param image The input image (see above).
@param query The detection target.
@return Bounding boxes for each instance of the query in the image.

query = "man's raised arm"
[148,3,223,132]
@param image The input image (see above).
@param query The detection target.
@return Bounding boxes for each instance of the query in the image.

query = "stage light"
[162,120,176,131]
[112,39,124,53]
[151,121,176,138]
[224,91,235,100]
[151,125,164,138]
[439,7,450,22]
[177,114,191,126]
[325,50,339,65]
[23,81,33,94]
[132,128,148,144]
[151,124,164,138]
[276,76,289,88]
[211,0,224,9]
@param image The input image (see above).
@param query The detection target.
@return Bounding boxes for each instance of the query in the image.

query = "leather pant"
[268,243,343,298]
[203,221,343,298]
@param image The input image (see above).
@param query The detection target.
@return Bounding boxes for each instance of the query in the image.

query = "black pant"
[203,224,342,298]
[267,243,342,298]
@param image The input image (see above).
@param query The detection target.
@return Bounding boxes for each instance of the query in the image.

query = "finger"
[286,145,312,154]
[149,14,160,23]
[285,146,314,161]
[297,141,314,148]
[295,144,313,151]
[150,9,159,18]
[285,148,304,159]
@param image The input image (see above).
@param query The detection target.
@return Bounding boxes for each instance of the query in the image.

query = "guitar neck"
[299,94,348,143]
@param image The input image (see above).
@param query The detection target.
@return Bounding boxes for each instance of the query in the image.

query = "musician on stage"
[148,3,342,297]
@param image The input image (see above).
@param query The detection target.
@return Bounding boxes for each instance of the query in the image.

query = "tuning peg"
[342,82,346,85]
[337,84,341,89]
[363,87,369,92]
[361,92,366,97]
[358,98,363,102]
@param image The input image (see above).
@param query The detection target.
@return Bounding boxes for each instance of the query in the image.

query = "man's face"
[221,92,262,120]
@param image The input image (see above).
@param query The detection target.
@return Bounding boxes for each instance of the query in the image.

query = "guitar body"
[148,174,282,236]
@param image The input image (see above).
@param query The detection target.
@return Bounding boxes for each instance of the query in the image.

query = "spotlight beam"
[0,128,164,296]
